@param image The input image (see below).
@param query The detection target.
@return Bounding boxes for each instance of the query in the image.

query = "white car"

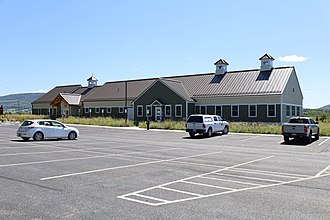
[17,120,79,141]
[186,114,229,138]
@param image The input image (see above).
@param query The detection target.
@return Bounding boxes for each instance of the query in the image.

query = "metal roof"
[34,66,295,105]
[167,67,294,98]
[60,93,81,105]
[32,85,81,104]
[160,78,194,102]
[83,79,156,101]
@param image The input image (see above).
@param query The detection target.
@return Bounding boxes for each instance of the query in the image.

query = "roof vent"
[214,59,229,75]
[87,75,98,88]
[259,54,274,71]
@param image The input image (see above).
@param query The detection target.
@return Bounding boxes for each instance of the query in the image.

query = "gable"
[134,80,187,105]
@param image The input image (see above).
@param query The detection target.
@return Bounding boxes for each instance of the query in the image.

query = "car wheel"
[206,128,212,138]
[307,131,312,144]
[222,126,229,134]
[315,129,320,140]
[284,136,289,143]
[22,137,30,141]
[68,131,77,140]
[189,132,195,138]
[33,132,44,141]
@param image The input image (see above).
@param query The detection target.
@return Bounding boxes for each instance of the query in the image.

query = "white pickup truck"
[282,117,320,143]
[186,114,229,138]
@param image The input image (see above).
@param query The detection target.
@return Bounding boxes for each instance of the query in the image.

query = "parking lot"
[1,122,330,219]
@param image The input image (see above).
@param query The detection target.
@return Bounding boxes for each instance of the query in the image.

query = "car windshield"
[21,121,34,126]
[187,116,203,123]
[289,118,309,124]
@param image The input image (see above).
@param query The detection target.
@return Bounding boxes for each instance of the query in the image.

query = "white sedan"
[17,119,79,141]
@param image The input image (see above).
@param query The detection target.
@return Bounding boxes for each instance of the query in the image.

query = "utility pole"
[125,81,128,126]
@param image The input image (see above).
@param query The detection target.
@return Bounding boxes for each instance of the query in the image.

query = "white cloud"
[278,55,308,62]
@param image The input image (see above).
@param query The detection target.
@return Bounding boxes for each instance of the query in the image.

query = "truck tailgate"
[283,124,305,133]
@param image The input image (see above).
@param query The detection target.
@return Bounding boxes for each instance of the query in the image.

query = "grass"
[2,114,330,136]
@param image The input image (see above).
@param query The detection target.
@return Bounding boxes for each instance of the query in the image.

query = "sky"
[0,0,329,108]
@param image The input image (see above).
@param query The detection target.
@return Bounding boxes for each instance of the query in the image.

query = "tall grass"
[58,116,135,127]
[230,122,282,134]
[2,114,330,136]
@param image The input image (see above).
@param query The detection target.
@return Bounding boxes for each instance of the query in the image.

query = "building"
[32,54,303,123]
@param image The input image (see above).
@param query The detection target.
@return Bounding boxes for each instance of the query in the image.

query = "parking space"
[1,123,330,219]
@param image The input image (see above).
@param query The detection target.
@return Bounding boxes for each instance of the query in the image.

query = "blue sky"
[0,0,329,108]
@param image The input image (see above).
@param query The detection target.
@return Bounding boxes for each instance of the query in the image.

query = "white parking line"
[315,164,330,177]
[241,136,263,142]
[0,147,178,168]
[118,156,330,206]
[118,156,273,205]
[319,138,330,146]
[199,176,261,186]
[40,151,224,181]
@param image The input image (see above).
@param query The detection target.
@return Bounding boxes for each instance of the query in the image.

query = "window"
[213,116,219,121]
[95,108,100,113]
[215,106,222,116]
[297,106,301,116]
[119,107,124,113]
[137,105,143,117]
[292,106,296,116]
[165,105,171,117]
[175,104,182,117]
[200,106,207,114]
[267,105,276,117]
[146,105,152,117]
[107,107,112,113]
[286,105,290,117]
[249,105,257,117]
[231,105,239,117]
[85,108,89,113]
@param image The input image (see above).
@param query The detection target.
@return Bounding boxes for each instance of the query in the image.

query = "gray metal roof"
[83,79,156,101]
[167,67,294,98]
[32,85,81,104]
[160,78,194,102]
[35,66,295,105]
[60,93,81,105]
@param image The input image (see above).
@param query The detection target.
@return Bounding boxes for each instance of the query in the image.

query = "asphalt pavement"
[0,122,330,219]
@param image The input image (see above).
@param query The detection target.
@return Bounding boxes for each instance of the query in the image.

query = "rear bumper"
[283,133,308,139]
[186,129,206,134]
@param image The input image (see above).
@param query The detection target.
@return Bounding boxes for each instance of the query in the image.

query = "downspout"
[186,101,188,120]
[280,95,283,124]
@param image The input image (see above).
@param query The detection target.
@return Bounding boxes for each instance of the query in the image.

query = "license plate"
[193,129,196,132]
[292,133,296,136]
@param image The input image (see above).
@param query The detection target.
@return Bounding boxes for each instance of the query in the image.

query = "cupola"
[214,59,229,75]
[87,75,98,88]
[259,54,274,71]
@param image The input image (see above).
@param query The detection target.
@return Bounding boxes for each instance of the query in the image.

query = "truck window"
[187,116,203,123]
[289,118,309,124]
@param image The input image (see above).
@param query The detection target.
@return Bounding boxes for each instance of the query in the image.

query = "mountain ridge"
[0,93,44,112]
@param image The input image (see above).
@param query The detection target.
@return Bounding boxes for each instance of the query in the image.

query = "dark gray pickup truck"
[282,117,320,143]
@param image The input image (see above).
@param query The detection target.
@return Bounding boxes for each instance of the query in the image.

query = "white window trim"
[291,106,296,117]
[267,104,276,118]
[231,105,239,117]
[248,105,257,118]
[165,105,172,117]
[119,107,124,113]
[107,107,112,113]
[95,107,100,113]
[286,105,290,117]
[84,108,89,113]
[137,105,143,117]
[175,104,182,117]
[199,105,207,114]
[146,105,152,117]
[215,105,222,116]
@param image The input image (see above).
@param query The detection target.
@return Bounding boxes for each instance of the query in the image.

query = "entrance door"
[155,107,162,121]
